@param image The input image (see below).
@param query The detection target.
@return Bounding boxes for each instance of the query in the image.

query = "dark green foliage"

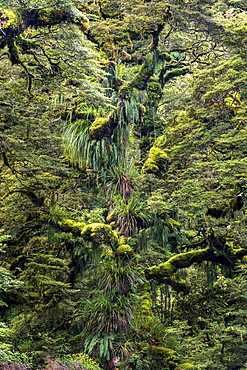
[1,1,247,370]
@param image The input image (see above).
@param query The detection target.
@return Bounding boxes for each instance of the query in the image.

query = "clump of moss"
[62,219,86,233]
[142,147,168,174]
[81,223,118,245]
[24,7,89,31]
[34,8,67,27]
[151,346,177,357]
[0,9,18,29]
[168,250,205,268]
[118,53,155,96]
[116,244,133,254]
[156,261,176,276]
[89,117,111,139]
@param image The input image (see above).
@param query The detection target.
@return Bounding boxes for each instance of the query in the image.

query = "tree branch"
[0,6,89,50]
[146,244,247,292]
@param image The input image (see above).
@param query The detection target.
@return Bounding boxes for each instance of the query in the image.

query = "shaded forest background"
[0,0,247,369]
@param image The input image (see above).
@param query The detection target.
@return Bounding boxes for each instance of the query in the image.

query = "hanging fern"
[63,121,91,168]
[62,48,169,181]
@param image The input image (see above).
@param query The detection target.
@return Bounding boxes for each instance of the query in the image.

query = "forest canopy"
[0,0,247,369]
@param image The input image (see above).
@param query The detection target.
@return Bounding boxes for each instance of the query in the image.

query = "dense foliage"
[0,0,247,369]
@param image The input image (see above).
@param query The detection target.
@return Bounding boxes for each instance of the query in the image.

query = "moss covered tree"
[0,0,247,369]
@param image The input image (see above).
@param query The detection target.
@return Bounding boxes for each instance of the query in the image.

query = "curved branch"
[146,246,247,292]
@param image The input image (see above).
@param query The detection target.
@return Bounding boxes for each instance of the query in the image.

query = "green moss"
[0,9,18,29]
[159,261,176,275]
[34,8,68,27]
[63,219,86,232]
[89,117,111,139]
[143,147,168,174]
[139,292,153,315]
[148,249,209,278]
[148,262,175,278]
[151,346,177,358]
[39,9,55,24]
[20,7,89,31]
[175,363,195,369]
[81,223,118,245]
[147,265,160,275]
[165,217,181,231]
[144,162,160,173]
[163,67,190,83]
[116,244,133,254]
[169,249,206,268]
[118,55,158,98]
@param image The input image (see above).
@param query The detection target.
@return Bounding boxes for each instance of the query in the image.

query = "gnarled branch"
[146,243,247,292]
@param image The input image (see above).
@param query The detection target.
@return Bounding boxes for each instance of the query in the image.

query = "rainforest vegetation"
[0,0,247,369]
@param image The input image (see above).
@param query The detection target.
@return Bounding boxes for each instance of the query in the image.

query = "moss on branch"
[163,67,190,83]
[147,249,211,280]
[81,223,118,245]
[0,6,89,50]
[0,5,90,93]
[89,117,111,140]
[146,246,247,291]
[151,345,177,358]
[21,7,89,31]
